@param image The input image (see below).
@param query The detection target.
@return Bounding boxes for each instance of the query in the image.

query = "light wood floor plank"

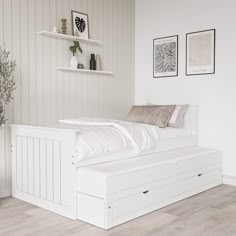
[1,185,236,236]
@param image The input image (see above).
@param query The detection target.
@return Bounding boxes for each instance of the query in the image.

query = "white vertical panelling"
[62,0,71,119]
[13,135,66,205]
[43,0,51,124]
[97,0,104,117]
[22,137,28,193]
[56,0,64,121]
[12,0,21,124]
[35,0,44,126]
[33,138,40,197]
[12,130,77,218]
[28,138,34,195]
[46,140,54,201]
[69,0,76,118]
[53,141,61,204]
[20,0,29,124]
[87,0,100,117]
[80,0,89,117]
[0,0,135,197]
[50,0,58,123]
[39,139,47,199]
[16,137,22,191]
[130,0,135,109]
[28,0,37,125]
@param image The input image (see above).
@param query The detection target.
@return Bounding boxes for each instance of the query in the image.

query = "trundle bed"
[10,105,222,229]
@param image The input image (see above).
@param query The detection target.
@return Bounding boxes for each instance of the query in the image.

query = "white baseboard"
[223,175,236,186]
[0,187,11,198]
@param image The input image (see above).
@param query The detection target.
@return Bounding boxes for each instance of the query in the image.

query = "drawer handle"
[198,173,203,177]
[143,190,149,194]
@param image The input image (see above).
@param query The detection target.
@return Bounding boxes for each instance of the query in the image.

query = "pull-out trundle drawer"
[77,147,222,229]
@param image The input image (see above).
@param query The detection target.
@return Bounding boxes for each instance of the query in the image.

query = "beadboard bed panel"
[11,126,78,219]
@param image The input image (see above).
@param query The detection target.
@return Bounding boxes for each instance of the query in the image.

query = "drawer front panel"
[107,152,221,194]
[110,170,221,219]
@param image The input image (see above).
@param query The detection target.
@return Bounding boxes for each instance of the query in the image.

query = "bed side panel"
[11,126,77,219]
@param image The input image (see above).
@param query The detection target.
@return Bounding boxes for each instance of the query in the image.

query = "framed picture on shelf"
[153,35,178,78]
[186,29,215,76]
[71,10,89,39]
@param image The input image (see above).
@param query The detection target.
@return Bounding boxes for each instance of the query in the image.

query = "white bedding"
[59,118,194,166]
[60,118,159,158]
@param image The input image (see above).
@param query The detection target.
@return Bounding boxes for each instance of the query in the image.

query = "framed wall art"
[71,10,89,39]
[186,29,215,76]
[153,35,178,78]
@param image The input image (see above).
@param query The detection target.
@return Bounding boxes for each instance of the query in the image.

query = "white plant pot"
[70,56,78,69]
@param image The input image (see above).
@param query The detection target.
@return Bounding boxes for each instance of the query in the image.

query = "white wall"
[135,0,236,176]
[0,0,135,198]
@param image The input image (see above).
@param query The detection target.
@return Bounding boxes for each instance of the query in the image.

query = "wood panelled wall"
[0,0,135,197]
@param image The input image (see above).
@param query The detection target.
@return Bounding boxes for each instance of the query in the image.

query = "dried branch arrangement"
[0,46,16,128]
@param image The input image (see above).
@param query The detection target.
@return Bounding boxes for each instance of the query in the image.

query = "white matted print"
[153,35,178,78]
[71,11,89,39]
[186,29,215,75]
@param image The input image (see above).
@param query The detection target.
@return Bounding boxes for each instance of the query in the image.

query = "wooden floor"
[1,185,236,236]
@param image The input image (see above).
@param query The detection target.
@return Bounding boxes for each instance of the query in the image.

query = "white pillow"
[168,105,189,128]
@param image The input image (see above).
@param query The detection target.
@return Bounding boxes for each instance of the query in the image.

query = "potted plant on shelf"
[0,46,16,128]
[69,41,82,69]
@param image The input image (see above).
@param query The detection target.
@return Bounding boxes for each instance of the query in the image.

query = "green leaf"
[69,41,83,55]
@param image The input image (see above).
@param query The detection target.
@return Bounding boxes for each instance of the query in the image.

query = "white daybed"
[10,105,222,229]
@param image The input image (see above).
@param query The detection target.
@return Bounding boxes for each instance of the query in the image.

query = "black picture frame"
[186,29,216,76]
[71,10,90,39]
[153,35,178,78]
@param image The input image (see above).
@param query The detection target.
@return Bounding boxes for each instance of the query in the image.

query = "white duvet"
[60,118,160,163]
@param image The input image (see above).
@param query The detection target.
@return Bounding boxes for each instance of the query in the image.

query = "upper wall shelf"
[37,31,101,45]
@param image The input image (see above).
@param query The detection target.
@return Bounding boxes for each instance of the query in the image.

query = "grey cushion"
[128,105,176,128]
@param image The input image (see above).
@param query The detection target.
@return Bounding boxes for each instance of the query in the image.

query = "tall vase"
[96,54,101,71]
[70,56,78,69]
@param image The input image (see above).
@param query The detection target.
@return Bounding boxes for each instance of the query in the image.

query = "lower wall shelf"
[56,67,113,75]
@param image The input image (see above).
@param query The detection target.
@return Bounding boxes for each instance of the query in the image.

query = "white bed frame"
[11,105,219,229]
[11,126,78,219]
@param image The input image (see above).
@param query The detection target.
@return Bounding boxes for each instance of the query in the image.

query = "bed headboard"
[183,105,198,136]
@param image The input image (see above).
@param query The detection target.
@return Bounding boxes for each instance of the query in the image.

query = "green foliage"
[69,41,83,56]
[0,46,16,128]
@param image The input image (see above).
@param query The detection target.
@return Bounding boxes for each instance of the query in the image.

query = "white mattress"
[76,127,196,167]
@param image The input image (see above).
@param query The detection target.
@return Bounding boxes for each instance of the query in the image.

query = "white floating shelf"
[56,67,113,75]
[38,31,101,45]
